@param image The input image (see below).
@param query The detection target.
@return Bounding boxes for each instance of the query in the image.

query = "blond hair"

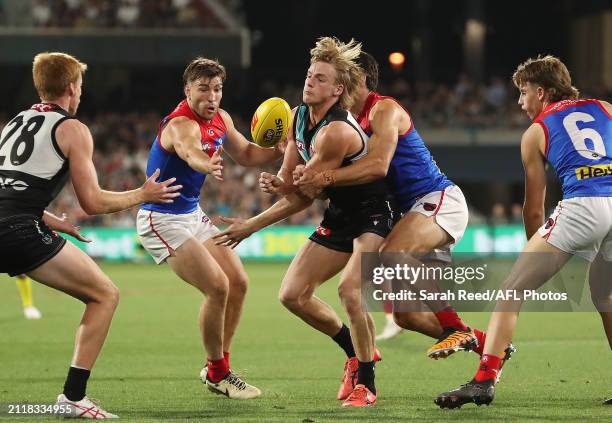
[32,52,87,101]
[512,55,579,102]
[310,37,362,109]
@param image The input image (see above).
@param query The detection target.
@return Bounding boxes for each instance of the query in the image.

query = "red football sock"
[434,306,469,331]
[383,300,393,314]
[474,354,502,382]
[223,351,230,369]
[207,357,229,383]
[473,329,486,356]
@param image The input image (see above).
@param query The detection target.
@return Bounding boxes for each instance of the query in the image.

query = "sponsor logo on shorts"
[33,220,53,245]
[423,202,437,212]
[0,177,29,191]
[575,164,612,180]
[544,217,555,229]
[316,226,331,237]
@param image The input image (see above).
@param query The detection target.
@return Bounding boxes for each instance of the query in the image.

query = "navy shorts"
[309,196,397,253]
[0,214,66,276]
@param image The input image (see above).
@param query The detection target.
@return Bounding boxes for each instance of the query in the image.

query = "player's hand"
[294,166,325,199]
[259,172,290,195]
[292,164,306,183]
[206,146,224,181]
[142,168,183,204]
[274,138,288,156]
[213,216,255,248]
[54,213,91,243]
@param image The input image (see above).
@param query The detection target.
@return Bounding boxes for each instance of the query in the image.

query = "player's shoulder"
[323,119,359,140]
[217,108,231,121]
[597,100,612,115]
[166,115,199,131]
[55,117,88,137]
[370,97,402,116]
[521,122,546,152]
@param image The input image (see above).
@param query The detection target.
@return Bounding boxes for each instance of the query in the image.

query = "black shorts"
[309,197,397,253]
[0,214,66,276]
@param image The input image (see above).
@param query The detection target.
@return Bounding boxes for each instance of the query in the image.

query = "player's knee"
[278,288,300,311]
[338,282,362,313]
[229,272,249,298]
[206,272,230,300]
[393,312,418,331]
[94,281,120,309]
[591,289,612,312]
[392,312,410,329]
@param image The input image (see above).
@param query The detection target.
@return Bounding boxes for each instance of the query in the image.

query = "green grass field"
[1,262,610,422]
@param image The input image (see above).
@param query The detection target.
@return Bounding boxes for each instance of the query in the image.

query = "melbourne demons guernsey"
[141,100,227,214]
[535,99,612,199]
[358,92,453,212]
[294,102,390,209]
[0,103,73,218]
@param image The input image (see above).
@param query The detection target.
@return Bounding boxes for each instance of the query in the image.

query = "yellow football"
[250,97,292,147]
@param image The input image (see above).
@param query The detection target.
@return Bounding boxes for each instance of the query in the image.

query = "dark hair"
[355,51,379,91]
[183,57,226,86]
[512,55,579,102]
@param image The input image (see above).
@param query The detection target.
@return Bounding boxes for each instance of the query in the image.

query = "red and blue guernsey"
[358,92,453,212]
[141,100,227,214]
[535,99,612,199]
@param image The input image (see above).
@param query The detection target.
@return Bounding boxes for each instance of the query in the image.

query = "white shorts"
[538,197,612,262]
[407,185,469,262]
[136,207,220,264]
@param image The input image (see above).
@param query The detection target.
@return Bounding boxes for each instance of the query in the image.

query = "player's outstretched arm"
[296,100,401,190]
[260,135,302,195]
[42,210,91,242]
[167,117,224,179]
[213,192,313,248]
[57,120,182,215]
[292,121,357,198]
[220,109,284,167]
[521,122,548,239]
[215,121,313,247]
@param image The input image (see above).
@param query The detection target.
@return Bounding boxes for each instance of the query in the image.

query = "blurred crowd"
[255,74,610,130]
[2,71,608,229]
[1,0,228,28]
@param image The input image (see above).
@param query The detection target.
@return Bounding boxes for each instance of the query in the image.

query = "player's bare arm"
[296,99,405,189]
[219,109,285,166]
[260,108,301,195]
[521,122,548,239]
[214,191,312,248]
[218,121,325,247]
[57,119,182,215]
[215,115,358,245]
[162,116,223,179]
[299,121,356,176]
[259,140,302,195]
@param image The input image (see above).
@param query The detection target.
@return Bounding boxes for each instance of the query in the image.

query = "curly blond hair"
[512,55,579,102]
[310,37,362,109]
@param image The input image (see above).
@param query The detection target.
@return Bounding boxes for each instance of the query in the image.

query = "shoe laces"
[342,359,358,381]
[226,372,247,391]
[82,397,103,408]
[348,385,367,400]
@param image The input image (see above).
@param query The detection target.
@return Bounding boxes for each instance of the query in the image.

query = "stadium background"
[0,0,611,421]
